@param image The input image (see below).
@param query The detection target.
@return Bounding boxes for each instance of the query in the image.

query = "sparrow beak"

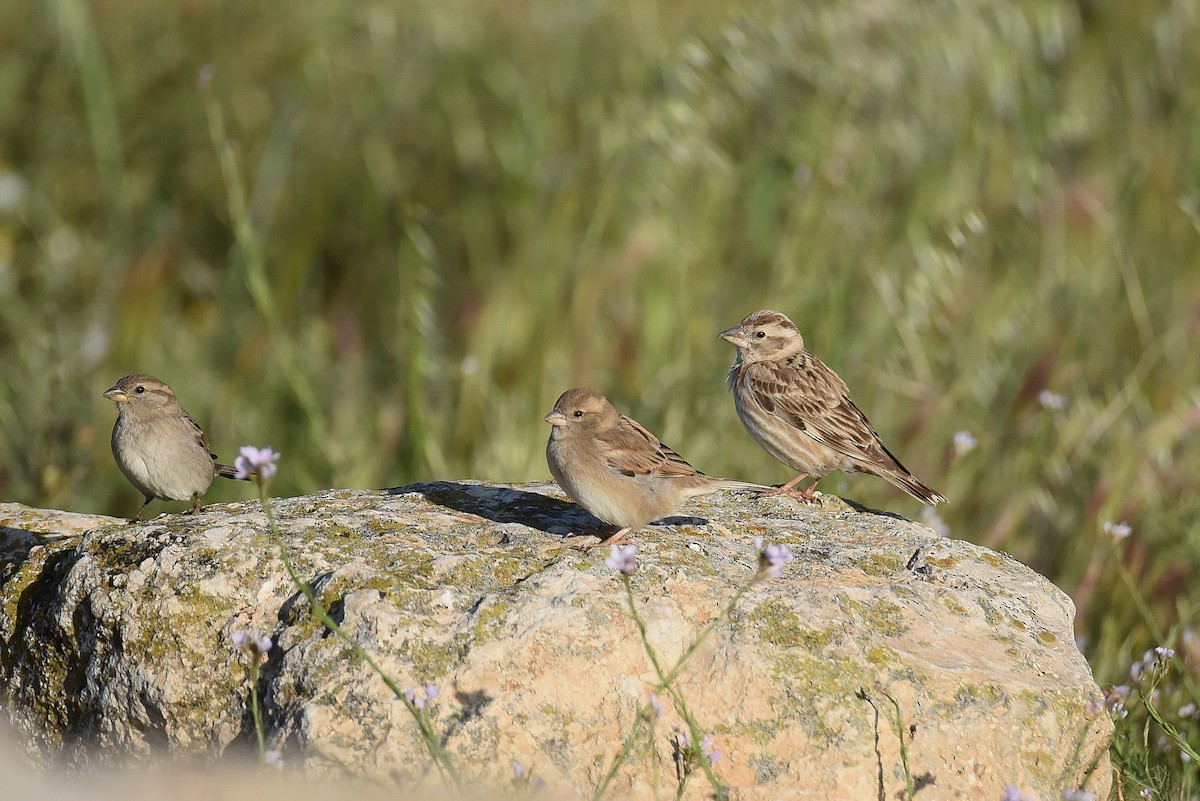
[544,410,568,427]
[103,386,128,403]
[719,325,749,349]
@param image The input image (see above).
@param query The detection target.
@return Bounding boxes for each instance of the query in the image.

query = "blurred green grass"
[1,0,1198,791]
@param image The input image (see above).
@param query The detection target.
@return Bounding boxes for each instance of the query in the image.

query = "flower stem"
[876,684,915,800]
[594,574,754,799]
[247,657,265,758]
[1111,540,1200,701]
[590,710,648,801]
[623,576,732,796]
[1142,672,1200,763]
[259,487,461,788]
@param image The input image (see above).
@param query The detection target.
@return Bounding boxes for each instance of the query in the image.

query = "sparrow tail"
[708,478,775,494]
[216,463,250,482]
[886,471,947,506]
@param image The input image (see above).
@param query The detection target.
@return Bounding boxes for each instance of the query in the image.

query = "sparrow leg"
[130,495,154,523]
[759,473,821,503]
[189,494,204,515]
[572,526,632,550]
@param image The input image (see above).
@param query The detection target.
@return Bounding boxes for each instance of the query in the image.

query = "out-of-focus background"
[1,0,1197,791]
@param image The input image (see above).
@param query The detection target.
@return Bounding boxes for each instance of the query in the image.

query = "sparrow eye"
[135,386,146,394]
[755,331,766,339]
[573,410,584,418]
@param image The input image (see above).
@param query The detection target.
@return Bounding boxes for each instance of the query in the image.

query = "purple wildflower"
[1038,390,1066,411]
[404,687,425,710]
[701,734,723,764]
[648,692,666,719]
[753,537,794,579]
[605,544,638,576]
[1102,520,1131,539]
[404,684,438,711]
[234,446,280,481]
[1105,685,1131,719]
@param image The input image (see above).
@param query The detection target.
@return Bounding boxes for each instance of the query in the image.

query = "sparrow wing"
[743,356,898,467]
[595,416,703,479]
[180,408,218,460]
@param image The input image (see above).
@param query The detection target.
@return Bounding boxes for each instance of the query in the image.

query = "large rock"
[1,484,1111,799]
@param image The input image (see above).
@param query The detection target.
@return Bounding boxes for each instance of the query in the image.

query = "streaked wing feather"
[744,358,895,466]
[596,416,702,479]
[181,409,217,461]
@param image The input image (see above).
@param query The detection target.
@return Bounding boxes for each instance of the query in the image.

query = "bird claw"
[570,539,606,550]
[565,530,610,550]
[567,526,629,549]
[757,485,820,504]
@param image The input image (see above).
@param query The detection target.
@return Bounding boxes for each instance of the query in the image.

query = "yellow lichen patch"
[940,593,969,616]
[953,683,1008,709]
[864,644,899,666]
[980,553,1006,569]
[856,551,907,576]
[747,599,839,650]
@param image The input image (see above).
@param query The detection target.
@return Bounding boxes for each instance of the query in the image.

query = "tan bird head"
[719,310,806,363]
[544,387,622,436]
[103,374,179,412]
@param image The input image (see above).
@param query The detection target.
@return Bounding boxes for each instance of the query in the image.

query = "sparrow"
[544,387,767,548]
[720,310,946,506]
[103,374,245,521]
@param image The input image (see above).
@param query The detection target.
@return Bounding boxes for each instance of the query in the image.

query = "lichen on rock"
[0,484,1111,799]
